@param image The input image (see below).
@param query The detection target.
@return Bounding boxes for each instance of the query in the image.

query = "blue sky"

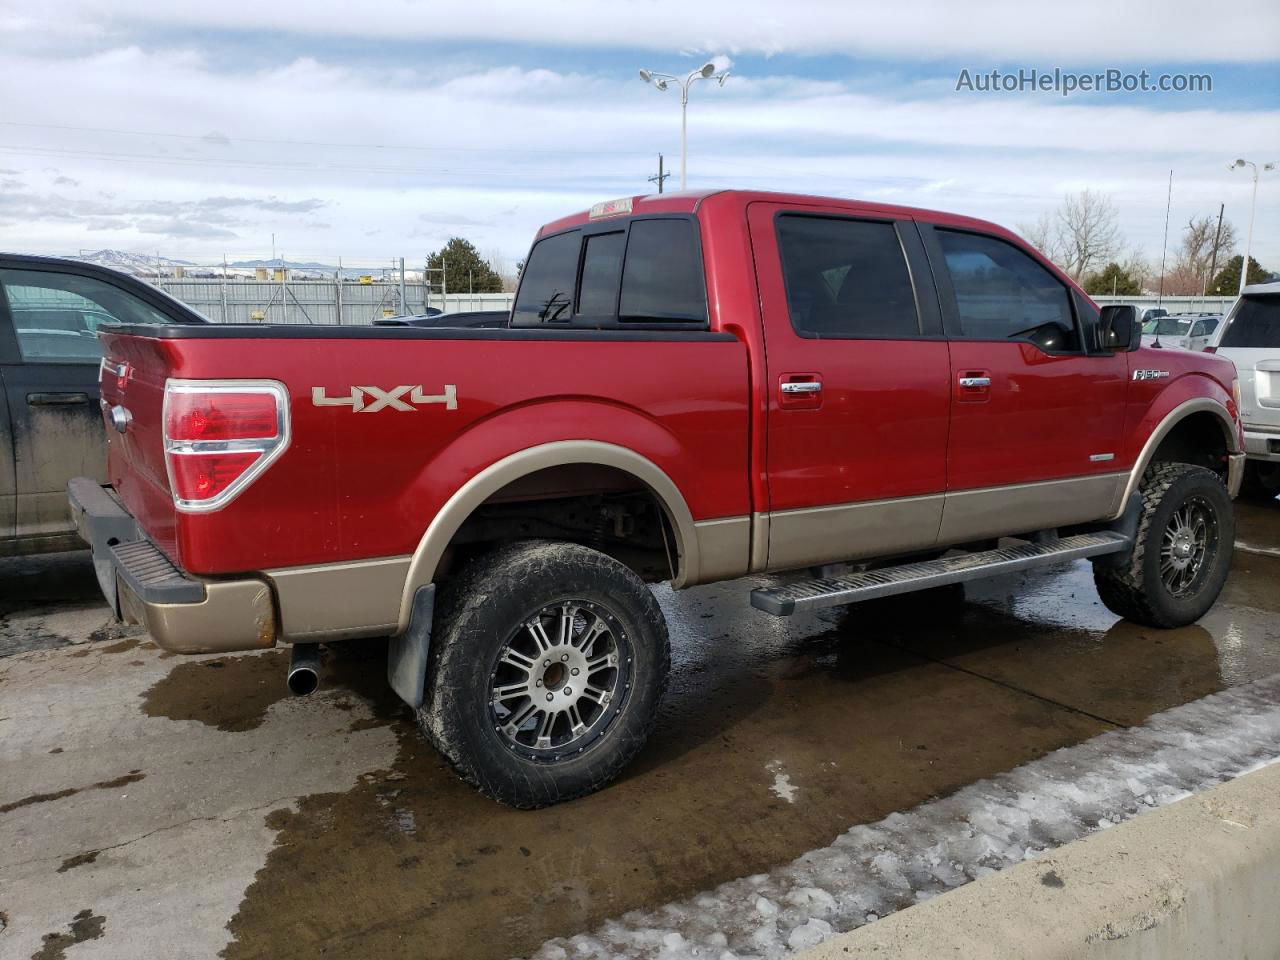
[1,0,1277,271]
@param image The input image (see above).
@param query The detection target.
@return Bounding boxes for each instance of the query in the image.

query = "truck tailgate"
[98,331,181,560]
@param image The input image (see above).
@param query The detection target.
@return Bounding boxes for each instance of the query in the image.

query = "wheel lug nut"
[564,687,572,695]
[561,654,569,661]
[571,668,579,676]
[546,693,554,702]
[536,679,543,687]
[544,660,551,667]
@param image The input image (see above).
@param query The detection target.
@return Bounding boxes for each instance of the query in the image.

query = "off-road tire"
[1093,462,1233,628]
[418,540,669,809]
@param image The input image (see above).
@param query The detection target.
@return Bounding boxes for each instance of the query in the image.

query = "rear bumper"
[68,477,276,654]
[1243,425,1280,463]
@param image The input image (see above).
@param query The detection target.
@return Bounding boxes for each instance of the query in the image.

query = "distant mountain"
[73,249,196,276]
[226,257,338,271]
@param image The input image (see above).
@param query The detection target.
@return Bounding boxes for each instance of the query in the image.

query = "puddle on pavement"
[141,651,290,732]
[31,908,106,960]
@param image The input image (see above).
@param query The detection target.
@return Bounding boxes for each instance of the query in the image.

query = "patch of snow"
[767,761,797,804]
[523,675,1280,960]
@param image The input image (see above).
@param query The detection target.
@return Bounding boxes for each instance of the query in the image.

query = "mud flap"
[387,585,434,709]
[1092,492,1143,571]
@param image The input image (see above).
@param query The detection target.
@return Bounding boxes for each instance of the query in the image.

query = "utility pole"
[1207,203,1225,293]
[648,153,670,194]
[398,257,407,316]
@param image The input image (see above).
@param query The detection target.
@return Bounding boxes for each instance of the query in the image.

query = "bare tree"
[1017,213,1059,262]
[1054,190,1121,281]
[1175,215,1237,281]
[1120,249,1153,292]
[485,246,520,293]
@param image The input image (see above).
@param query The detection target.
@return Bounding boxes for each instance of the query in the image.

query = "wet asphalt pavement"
[1,498,1278,959]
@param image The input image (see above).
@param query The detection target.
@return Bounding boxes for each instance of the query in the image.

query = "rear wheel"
[1093,462,1233,627]
[419,540,669,808]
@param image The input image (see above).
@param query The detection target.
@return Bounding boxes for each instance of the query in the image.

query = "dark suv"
[0,254,205,556]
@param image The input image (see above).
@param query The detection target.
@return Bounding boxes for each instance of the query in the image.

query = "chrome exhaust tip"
[287,643,322,696]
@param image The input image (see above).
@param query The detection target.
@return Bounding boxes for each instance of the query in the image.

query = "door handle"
[781,381,823,394]
[958,377,991,389]
[28,392,90,406]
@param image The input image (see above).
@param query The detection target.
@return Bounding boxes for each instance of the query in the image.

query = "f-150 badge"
[1132,369,1170,381]
[311,385,457,412]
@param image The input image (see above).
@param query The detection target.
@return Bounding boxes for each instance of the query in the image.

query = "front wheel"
[419,540,670,808]
[1093,462,1234,628]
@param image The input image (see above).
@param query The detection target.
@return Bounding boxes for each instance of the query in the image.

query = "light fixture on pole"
[639,61,730,190]
[1229,158,1275,295]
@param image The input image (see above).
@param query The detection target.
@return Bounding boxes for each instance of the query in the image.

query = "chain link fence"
[151,277,513,325]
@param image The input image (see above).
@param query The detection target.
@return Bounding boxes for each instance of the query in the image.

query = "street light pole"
[1230,158,1275,295]
[639,62,730,190]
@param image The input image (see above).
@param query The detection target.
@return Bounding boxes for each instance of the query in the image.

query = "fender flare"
[395,440,699,633]
[1115,397,1241,516]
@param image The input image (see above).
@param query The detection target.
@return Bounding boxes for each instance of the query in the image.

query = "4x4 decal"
[311,385,458,413]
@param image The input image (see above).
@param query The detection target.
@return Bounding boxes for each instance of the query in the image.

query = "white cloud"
[0,18,1276,267]
[25,0,1280,62]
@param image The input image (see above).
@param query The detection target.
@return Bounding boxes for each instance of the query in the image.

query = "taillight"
[163,380,290,512]
[1204,346,1218,354]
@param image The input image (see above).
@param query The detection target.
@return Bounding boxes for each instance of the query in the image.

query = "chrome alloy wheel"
[488,600,632,761]
[1160,495,1218,598]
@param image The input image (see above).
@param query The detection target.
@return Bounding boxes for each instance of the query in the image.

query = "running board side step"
[750,531,1132,616]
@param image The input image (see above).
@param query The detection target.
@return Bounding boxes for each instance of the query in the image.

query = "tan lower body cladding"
[263,474,1125,643]
[762,473,1125,573]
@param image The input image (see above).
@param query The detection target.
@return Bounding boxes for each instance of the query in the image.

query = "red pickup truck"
[70,190,1245,808]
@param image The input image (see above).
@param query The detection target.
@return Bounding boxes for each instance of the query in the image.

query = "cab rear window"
[512,217,707,329]
[1220,296,1280,348]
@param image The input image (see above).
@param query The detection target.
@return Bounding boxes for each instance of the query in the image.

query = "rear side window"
[775,216,919,338]
[576,231,625,318]
[619,219,706,324]
[0,267,171,363]
[513,218,707,328]
[1220,296,1280,348]
[937,229,1079,352]
[512,230,580,324]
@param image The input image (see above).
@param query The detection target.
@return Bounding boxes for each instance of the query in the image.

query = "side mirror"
[1098,304,1140,352]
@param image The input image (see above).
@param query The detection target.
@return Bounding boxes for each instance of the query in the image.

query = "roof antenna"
[1153,168,1173,349]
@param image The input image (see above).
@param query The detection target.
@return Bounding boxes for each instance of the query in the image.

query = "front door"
[748,203,952,571]
[0,265,171,550]
[919,225,1128,543]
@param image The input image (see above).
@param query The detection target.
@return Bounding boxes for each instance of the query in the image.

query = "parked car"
[373,310,510,329]
[1141,313,1222,352]
[1209,282,1280,496]
[71,190,1244,807]
[0,254,206,557]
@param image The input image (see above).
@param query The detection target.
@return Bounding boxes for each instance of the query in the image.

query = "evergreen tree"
[426,238,503,293]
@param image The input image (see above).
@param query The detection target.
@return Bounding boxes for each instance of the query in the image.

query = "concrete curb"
[798,761,1280,959]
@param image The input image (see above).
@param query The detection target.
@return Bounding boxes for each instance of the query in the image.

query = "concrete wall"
[800,762,1280,960]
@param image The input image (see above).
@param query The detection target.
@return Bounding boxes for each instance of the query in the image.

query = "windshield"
[1143,317,1193,336]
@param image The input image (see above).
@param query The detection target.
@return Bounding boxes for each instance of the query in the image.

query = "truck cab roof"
[537,189,1017,243]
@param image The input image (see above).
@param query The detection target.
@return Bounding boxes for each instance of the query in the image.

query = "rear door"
[748,202,951,570]
[0,265,174,548]
[919,225,1128,542]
